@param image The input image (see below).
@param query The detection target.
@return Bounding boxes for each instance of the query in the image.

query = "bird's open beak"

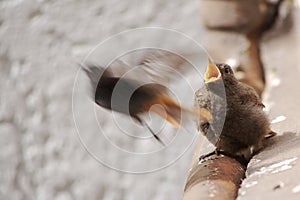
[205,59,221,83]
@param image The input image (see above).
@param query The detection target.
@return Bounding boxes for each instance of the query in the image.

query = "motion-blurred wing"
[105,49,203,86]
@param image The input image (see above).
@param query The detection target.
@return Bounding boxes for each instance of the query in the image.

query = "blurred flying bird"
[83,50,212,145]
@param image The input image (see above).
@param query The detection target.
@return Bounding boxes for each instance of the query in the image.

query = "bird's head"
[205,59,237,85]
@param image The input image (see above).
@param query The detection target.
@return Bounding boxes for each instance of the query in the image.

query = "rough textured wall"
[0,1,206,200]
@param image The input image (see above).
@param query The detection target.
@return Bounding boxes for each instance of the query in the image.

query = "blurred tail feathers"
[82,64,211,144]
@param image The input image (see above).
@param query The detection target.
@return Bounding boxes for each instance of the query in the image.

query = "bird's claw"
[198,149,221,162]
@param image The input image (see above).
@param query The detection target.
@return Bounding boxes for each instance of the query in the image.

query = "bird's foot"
[265,130,277,139]
[199,149,222,162]
[199,149,249,167]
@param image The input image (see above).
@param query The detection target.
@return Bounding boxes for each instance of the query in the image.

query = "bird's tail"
[148,95,212,129]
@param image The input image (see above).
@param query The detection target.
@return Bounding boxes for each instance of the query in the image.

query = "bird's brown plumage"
[195,60,274,161]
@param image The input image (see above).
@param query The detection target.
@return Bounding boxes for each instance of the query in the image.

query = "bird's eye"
[224,67,231,74]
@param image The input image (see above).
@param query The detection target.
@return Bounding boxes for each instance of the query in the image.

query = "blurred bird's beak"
[205,59,221,83]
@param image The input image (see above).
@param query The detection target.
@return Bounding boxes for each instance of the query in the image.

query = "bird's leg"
[133,116,165,146]
[143,121,166,146]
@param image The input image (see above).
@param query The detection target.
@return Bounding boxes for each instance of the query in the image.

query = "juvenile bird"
[195,60,275,162]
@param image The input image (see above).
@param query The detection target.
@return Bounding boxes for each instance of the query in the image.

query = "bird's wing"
[104,49,204,85]
[194,86,211,109]
[194,86,213,121]
[82,64,113,95]
[239,82,265,108]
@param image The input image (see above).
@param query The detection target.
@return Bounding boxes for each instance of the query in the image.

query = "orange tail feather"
[147,96,212,128]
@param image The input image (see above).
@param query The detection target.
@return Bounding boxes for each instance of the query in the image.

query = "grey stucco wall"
[0,1,206,200]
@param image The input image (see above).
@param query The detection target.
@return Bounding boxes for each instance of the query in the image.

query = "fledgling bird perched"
[195,60,275,162]
[83,51,212,145]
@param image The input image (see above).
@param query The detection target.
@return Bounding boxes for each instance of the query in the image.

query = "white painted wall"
[0,1,207,200]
